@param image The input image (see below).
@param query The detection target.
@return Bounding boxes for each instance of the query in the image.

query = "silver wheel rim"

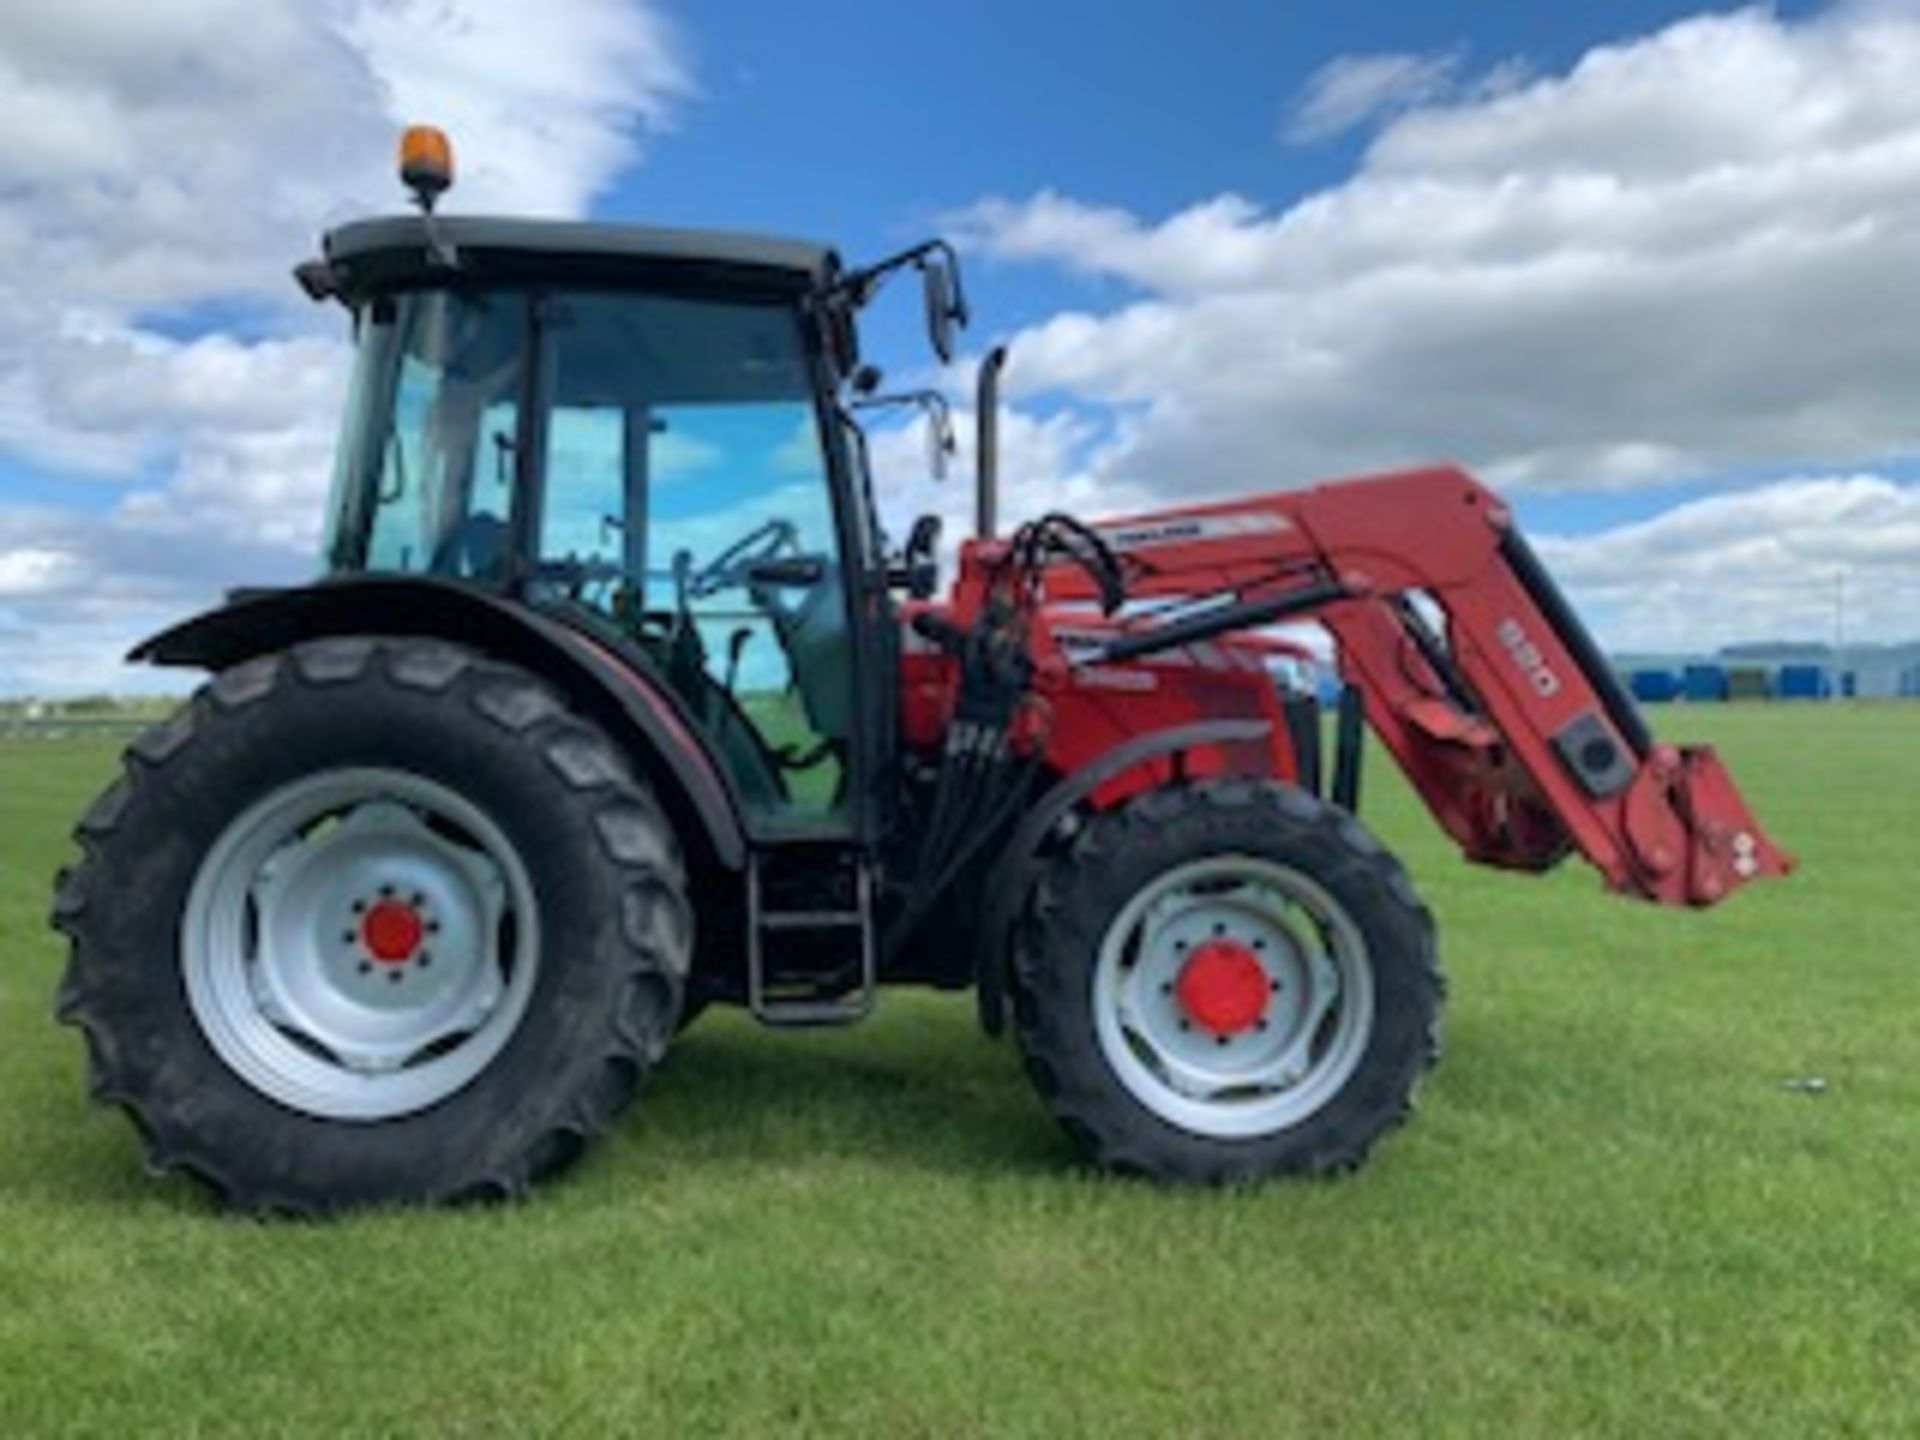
[183,767,540,1122]
[1092,853,1375,1140]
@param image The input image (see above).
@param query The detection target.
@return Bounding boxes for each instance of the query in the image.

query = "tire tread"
[1010,778,1442,1184]
[50,636,692,1215]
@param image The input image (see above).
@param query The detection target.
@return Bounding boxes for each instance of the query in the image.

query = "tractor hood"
[317,214,841,300]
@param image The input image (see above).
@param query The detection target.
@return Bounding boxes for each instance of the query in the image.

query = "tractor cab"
[306,138,967,847]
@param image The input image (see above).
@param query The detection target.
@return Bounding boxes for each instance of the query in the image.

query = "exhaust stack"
[976,345,1007,539]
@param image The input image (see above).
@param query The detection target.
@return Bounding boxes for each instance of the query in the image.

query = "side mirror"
[838,238,969,367]
[849,389,956,482]
[926,404,957,482]
[921,254,968,365]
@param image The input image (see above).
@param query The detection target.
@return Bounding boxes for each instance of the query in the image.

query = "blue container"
[1900,666,1920,699]
[1777,664,1829,700]
[1682,664,1729,702]
[1840,671,1859,699]
[1629,669,1682,702]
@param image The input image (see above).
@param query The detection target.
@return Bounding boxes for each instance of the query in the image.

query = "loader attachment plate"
[1621,744,1796,907]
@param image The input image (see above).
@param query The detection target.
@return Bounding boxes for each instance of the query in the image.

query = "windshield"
[323,289,528,578]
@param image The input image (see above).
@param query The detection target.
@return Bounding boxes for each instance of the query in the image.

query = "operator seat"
[758,562,853,748]
[432,511,509,582]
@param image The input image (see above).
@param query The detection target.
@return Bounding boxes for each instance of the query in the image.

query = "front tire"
[1012,780,1440,1182]
[51,637,693,1214]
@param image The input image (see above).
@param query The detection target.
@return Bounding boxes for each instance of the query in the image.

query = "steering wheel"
[690,519,801,599]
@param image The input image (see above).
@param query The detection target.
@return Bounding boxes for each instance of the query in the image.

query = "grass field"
[2,706,1917,1436]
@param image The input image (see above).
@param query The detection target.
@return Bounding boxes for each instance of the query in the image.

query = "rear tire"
[51,637,693,1214]
[1012,780,1440,1182]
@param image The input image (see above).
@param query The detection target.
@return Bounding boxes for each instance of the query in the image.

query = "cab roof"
[322,215,840,297]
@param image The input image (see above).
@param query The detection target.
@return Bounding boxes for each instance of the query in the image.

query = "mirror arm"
[837,239,942,304]
[835,240,967,317]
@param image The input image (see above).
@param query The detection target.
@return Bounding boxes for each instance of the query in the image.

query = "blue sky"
[629,2,1812,235]
[606,0,1832,537]
[2,0,1919,694]
[616,1,1812,397]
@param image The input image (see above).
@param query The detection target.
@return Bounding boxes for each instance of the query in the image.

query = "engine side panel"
[1036,639,1298,805]
[898,605,1302,805]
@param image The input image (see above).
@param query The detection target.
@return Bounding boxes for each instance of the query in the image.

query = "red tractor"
[51,133,1791,1212]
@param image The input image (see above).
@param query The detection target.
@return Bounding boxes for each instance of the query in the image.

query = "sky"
[3,0,1920,694]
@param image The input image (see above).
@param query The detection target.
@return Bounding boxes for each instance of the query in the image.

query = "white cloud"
[1537,473,1920,652]
[0,0,690,694]
[949,3,1920,632]
[0,501,251,694]
[337,0,692,218]
[1284,49,1467,145]
[0,546,83,598]
[0,0,689,313]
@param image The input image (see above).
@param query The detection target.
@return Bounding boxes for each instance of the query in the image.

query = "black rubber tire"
[50,636,694,1215]
[1011,779,1441,1183]
[673,993,712,1035]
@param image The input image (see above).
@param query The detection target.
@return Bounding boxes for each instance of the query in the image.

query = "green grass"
[2,707,1917,1436]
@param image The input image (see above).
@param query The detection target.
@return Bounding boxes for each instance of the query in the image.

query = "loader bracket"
[1619,743,1796,905]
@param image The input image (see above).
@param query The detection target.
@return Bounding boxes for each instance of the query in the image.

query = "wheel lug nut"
[341,931,356,944]
[1177,1019,1191,1031]
[1216,1034,1230,1047]
[418,953,432,968]
[388,971,404,985]
[351,900,367,915]
[358,961,372,976]
[1159,981,1172,995]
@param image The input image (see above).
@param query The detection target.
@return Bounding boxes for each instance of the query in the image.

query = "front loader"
[49,131,1791,1211]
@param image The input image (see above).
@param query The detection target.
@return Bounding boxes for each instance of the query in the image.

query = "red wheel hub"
[1174,940,1270,1035]
[360,899,424,965]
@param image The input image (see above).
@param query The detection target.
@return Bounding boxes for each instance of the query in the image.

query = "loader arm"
[1014,465,1794,908]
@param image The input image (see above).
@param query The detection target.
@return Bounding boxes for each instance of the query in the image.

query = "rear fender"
[131,577,748,871]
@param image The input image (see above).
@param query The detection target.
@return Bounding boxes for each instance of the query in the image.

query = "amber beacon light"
[398,125,454,212]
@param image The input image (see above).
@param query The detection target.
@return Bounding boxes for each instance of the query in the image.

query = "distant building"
[1608,641,1920,701]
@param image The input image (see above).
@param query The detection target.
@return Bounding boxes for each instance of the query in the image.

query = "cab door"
[529,289,861,832]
